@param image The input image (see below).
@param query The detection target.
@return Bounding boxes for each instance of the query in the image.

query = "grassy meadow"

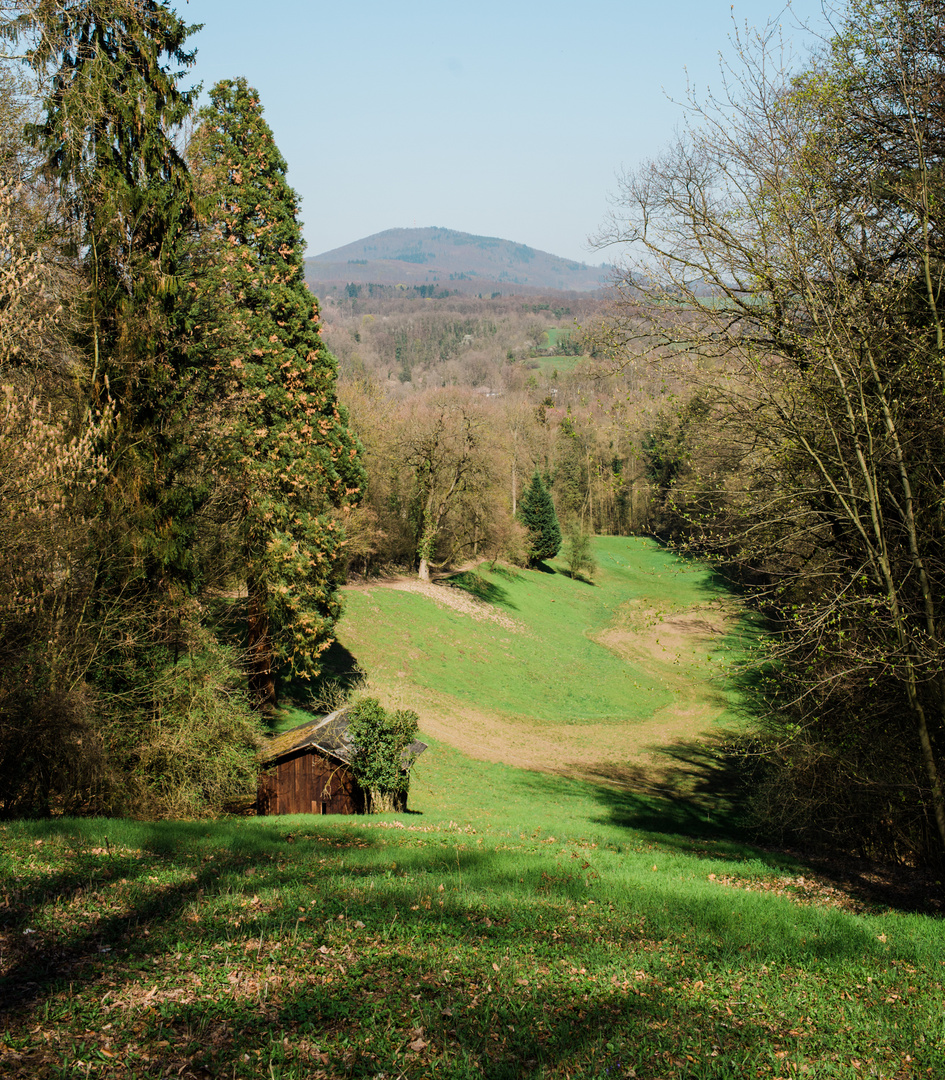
[336,537,743,726]
[1,540,942,1078]
[536,356,581,377]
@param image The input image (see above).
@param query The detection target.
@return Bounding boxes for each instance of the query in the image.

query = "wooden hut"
[256,709,426,816]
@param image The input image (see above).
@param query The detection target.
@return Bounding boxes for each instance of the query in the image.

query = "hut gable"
[256,709,427,816]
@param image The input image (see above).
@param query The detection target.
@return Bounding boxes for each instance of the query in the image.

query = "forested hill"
[305,227,610,295]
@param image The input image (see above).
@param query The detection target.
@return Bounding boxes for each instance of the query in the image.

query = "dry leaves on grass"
[706,872,868,912]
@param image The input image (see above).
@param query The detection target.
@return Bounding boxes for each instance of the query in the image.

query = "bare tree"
[400,390,494,580]
[597,2,945,866]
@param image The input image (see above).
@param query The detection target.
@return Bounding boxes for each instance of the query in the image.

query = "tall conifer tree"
[191,78,363,711]
[24,0,209,615]
[519,471,561,565]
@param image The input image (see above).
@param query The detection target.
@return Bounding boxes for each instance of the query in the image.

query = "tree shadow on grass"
[0,812,926,1078]
[0,818,383,1018]
[577,732,762,856]
[552,566,598,586]
[278,639,366,718]
[571,733,943,914]
[445,570,518,610]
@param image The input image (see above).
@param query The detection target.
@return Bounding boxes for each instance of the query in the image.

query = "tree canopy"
[190,77,364,710]
[598,0,945,868]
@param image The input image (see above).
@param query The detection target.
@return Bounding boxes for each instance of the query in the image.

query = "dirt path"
[346,574,739,788]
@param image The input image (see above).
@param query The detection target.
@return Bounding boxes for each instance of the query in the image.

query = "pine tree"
[191,78,364,711]
[519,471,561,565]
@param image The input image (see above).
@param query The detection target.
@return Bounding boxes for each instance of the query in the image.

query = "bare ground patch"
[347,573,526,633]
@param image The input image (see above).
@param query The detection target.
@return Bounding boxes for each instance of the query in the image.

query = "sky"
[182,0,834,263]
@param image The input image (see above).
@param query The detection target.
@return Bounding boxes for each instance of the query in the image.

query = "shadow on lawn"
[0,822,286,1015]
[446,569,518,609]
[0,813,922,1078]
[577,733,762,857]
[573,735,942,915]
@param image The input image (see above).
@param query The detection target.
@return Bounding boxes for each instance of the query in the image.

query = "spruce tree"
[191,78,364,711]
[519,471,561,565]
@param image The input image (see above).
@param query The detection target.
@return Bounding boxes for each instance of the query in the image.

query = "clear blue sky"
[182,0,833,262]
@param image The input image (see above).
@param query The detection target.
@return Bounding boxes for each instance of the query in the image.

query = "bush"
[563,523,597,580]
[103,634,267,819]
[0,677,109,818]
[346,697,420,813]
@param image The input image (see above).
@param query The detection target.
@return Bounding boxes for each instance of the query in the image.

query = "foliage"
[518,470,561,564]
[190,78,363,709]
[0,87,113,818]
[399,390,495,579]
[2,14,315,816]
[598,1,945,867]
[563,522,597,580]
[105,634,267,819]
[23,0,208,601]
[345,696,420,812]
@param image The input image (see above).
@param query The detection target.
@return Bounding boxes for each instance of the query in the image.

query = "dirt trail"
[345,575,739,787]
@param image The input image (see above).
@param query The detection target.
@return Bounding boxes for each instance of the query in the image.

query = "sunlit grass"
[338,537,748,728]
[2,737,943,1078]
[2,540,941,1078]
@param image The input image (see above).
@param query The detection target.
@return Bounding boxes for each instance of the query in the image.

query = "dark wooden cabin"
[256,709,426,816]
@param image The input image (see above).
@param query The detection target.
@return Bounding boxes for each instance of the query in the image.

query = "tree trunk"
[417,498,436,581]
[247,573,275,716]
[368,788,407,813]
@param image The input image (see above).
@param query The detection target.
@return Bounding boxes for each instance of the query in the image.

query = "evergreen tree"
[23,0,208,606]
[10,3,269,817]
[190,78,364,711]
[518,471,561,565]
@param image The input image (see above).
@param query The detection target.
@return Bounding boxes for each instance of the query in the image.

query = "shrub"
[346,697,420,813]
[103,634,267,819]
[563,523,597,581]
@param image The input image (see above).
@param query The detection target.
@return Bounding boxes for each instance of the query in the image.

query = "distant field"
[536,355,581,376]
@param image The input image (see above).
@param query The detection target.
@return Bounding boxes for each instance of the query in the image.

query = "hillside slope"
[331,537,751,791]
[305,226,610,295]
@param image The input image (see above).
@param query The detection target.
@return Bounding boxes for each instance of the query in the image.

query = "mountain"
[304,227,610,296]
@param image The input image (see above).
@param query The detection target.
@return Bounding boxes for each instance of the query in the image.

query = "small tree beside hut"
[346,698,421,813]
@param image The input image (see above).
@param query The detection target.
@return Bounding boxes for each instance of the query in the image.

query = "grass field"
[536,356,581,377]
[331,538,751,780]
[1,540,942,1079]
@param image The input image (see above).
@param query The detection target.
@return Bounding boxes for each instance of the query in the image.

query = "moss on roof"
[260,709,427,769]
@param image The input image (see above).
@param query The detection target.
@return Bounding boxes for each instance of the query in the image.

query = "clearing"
[335,537,750,791]
[3,538,941,1079]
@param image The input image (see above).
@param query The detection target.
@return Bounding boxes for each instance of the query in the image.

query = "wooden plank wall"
[257,748,365,815]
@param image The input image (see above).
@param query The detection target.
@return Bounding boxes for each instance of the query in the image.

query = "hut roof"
[260,708,427,769]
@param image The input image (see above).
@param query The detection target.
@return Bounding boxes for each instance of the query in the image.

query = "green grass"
[537,355,581,376]
[338,538,746,729]
[2,539,942,1078]
[1,743,943,1078]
